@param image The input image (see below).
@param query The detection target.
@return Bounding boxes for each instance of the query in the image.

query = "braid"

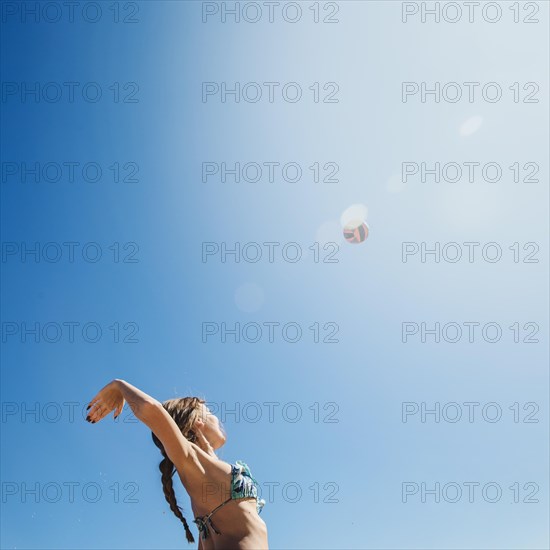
[151,396,207,545]
[159,455,195,544]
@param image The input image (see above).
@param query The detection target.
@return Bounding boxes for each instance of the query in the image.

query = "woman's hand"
[86,380,125,424]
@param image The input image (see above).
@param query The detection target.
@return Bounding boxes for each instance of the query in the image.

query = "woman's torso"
[176,445,269,550]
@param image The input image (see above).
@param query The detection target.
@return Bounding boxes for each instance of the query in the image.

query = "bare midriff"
[191,497,268,550]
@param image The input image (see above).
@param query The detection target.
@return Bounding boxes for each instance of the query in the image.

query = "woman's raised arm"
[86,379,199,470]
[86,378,157,422]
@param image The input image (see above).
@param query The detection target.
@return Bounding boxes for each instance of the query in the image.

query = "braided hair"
[151,397,206,545]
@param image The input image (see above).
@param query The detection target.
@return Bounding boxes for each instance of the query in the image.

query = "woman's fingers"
[87,391,107,413]
[88,400,105,414]
[91,407,108,422]
[87,396,100,410]
[87,401,113,422]
[87,404,100,422]
[95,408,109,422]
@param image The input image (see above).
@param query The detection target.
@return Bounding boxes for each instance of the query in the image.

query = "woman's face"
[197,404,226,449]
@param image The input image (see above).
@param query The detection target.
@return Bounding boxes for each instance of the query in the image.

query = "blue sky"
[1,1,548,549]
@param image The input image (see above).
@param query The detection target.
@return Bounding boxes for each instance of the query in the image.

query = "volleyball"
[343,220,369,244]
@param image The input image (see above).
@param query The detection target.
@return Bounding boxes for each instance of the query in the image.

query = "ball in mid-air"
[343,220,369,244]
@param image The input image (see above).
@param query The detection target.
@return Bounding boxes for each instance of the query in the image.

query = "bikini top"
[192,460,265,540]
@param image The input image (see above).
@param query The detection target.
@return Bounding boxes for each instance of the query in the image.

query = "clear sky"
[1,1,548,549]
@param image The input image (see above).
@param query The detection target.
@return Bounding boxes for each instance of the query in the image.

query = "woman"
[86,379,269,550]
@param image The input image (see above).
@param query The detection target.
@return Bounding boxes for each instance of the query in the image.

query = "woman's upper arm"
[144,401,200,472]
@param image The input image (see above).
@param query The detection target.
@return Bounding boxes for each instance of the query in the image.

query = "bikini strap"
[193,497,232,540]
[205,496,232,519]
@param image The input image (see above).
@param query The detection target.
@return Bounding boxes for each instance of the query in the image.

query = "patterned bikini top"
[193,460,265,540]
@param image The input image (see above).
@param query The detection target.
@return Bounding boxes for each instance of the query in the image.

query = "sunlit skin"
[86,379,269,550]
